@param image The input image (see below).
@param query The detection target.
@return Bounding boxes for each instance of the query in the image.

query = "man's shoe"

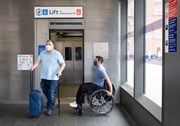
[70,101,78,108]
[46,109,53,116]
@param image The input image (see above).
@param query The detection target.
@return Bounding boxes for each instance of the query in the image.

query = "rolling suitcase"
[29,71,43,118]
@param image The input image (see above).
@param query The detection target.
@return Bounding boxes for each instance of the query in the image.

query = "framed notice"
[17,54,33,70]
[94,42,109,59]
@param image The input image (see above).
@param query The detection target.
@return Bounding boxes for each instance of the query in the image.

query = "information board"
[165,0,178,53]
[94,43,109,59]
[34,7,83,18]
[17,54,33,70]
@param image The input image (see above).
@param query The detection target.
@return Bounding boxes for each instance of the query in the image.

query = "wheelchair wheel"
[89,89,114,116]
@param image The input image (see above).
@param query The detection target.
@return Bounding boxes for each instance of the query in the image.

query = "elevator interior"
[50,30,84,85]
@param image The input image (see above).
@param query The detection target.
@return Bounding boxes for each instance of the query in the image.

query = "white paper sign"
[17,54,33,70]
[94,43,109,59]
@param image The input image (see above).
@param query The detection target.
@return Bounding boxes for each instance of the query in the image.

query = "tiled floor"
[0,84,137,126]
[0,103,137,126]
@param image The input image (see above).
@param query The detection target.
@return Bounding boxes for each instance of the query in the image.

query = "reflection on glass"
[127,0,134,88]
[145,0,162,107]
[75,47,82,60]
[65,47,72,60]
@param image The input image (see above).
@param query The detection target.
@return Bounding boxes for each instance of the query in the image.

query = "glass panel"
[145,0,162,107]
[65,47,72,60]
[127,0,134,88]
[75,47,82,60]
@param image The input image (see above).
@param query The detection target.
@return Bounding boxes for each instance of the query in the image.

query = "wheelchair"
[77,83,115,116]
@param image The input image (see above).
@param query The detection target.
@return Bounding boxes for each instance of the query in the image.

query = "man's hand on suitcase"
[30,66,34,71]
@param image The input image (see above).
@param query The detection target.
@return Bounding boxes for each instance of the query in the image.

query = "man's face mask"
[93,60,97,66]
[46,45,53,51]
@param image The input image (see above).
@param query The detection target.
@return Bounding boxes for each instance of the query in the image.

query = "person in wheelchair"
[69,56,113,114]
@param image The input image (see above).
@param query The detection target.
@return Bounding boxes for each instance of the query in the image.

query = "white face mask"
[46,45,53,51]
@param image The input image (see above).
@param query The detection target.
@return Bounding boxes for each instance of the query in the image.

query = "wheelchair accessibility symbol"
[42,9,48,15]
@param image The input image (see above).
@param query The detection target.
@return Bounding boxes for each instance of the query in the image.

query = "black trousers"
[76,82,102,105]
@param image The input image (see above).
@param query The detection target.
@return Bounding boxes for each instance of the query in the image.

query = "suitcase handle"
[30,71,33,92]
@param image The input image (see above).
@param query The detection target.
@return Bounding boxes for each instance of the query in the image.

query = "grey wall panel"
[34,0,84,6]
[120,0,127,84]
[83,0,120,103]
[162,0,180,126]
[104,60,120,102]
[35,0,120,103]
[0,0,120,103]
[0,0,34,103]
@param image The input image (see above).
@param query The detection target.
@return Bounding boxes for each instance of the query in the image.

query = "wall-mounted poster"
[165,0,178,53]
[94,42,109,59]
[17,54,33,70]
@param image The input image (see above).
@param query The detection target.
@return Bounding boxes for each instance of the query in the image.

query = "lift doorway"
[50,30,84,85]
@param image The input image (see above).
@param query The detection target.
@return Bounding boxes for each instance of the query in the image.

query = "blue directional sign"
[168,17,177,52]
[38,45,46,55]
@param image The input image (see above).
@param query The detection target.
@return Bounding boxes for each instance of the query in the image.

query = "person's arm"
[30,60,40,71]
[104,77,113,96]
[56,62,66,78]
